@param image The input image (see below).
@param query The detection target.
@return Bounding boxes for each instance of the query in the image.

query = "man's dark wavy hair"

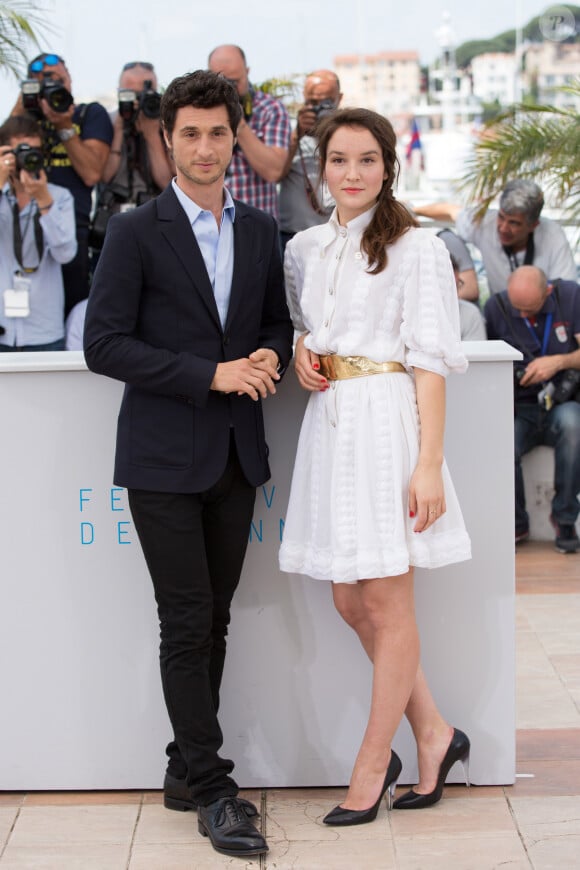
[160,69,242,137]
[0,114,43,146]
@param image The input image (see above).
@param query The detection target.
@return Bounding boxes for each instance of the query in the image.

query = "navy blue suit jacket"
[84,184,293,492]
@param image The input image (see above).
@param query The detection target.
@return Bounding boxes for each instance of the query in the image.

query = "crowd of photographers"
[0,46,579,551]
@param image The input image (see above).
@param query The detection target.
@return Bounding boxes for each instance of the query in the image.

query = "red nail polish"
[409,511,415,518]
[313,363,320,370]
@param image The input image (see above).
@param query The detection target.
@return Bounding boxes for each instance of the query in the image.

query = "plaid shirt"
[226,87,291,218]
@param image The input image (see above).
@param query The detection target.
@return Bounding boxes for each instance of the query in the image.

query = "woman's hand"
[409,462,446,532]
[294,333,328,392]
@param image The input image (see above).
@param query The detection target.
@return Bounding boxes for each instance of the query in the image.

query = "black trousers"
[128,436,256,806]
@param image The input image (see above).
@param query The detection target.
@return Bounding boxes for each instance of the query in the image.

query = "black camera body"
[21,78,74,116]
[12,142,44,177]
[118,80,161,123]
[552,368,580,404]
[309,98,337,121]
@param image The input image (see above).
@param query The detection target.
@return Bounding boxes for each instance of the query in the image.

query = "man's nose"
[197,136,214,154]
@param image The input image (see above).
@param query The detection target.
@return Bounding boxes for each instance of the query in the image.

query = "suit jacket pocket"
[128,391,194,469]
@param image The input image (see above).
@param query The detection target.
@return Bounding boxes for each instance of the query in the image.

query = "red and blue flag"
[406,118,424,168]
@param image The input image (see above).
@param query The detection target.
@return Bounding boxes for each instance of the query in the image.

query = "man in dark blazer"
[84,70,293,860]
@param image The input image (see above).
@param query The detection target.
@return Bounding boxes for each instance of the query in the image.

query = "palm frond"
[0,1,55,79]
[459,80,580,220]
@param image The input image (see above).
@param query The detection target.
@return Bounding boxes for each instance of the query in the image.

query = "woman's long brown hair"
[316,108,418,274]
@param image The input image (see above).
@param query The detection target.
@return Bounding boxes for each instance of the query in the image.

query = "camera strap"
[502,232,535,271]
[297,140,326,216]
[12,200,44,273]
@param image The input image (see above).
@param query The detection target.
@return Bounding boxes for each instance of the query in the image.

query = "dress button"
[324,320,329,327]
[355,252,363,260]
[339,227,347,237]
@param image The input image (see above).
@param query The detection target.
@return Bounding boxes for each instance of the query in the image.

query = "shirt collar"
[171,178,236,226]
[320,203,377,250]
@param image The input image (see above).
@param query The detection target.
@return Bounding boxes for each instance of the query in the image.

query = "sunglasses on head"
[122,61,154,71]
[28,54,64,73]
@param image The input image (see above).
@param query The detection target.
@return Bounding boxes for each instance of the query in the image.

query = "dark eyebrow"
[328,148,379,156]
[179,124,229,134]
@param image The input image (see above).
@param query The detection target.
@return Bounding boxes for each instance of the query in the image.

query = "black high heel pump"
[392,728,470,810]
[323,750,402,826]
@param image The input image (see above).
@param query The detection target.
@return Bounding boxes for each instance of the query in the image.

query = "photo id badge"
[4,274,31,318]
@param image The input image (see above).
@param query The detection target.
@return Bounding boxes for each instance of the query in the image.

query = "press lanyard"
[12,200,44,274]
[524,312,552,356]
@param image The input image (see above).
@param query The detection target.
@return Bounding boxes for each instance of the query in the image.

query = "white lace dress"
[279,208,472,583]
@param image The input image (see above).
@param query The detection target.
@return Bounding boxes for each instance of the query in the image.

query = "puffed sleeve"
[283,236,307,334]
[400,231,468,376]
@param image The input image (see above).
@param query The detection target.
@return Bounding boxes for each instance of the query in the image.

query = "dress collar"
[320,204,377,250]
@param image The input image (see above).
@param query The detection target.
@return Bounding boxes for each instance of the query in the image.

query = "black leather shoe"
[323,750,402,826]
[393,727,471,810]
[197,796,268,857]
[163,773,258,817]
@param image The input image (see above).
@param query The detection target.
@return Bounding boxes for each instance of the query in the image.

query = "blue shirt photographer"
[0,181,77,349]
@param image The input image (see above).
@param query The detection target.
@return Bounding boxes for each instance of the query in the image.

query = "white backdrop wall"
[0,342,519,789]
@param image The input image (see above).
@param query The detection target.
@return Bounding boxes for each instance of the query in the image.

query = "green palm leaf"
[0,1,54,79]
[459,79,580,220]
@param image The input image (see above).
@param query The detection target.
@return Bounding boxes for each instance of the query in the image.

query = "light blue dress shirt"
[172,179,235,329]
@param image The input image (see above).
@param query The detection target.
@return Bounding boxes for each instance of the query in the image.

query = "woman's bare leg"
[403,666,453,793]
[335,577,453,797]
[332,569,419,810]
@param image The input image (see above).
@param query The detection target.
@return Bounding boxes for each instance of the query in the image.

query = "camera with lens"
[11,142,44,177]
[309,98,337,121]
[552,368,580,404]
[21,78,74,116]
[118,79,161,123]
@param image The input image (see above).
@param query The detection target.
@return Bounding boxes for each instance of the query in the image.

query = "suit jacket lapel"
[156,185,222,331]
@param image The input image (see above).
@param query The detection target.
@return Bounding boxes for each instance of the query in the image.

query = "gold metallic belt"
[318,355,406,380]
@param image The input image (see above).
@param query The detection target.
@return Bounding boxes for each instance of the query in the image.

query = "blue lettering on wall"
[249,519,263,543]
[117,521,131,545]
[80,522,94,545]
[110,488,124,512]
[79,488,92,511]
[279,517,285,542]
[262,485,275,509]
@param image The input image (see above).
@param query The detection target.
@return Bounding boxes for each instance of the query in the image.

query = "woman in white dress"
[279,109,472,824]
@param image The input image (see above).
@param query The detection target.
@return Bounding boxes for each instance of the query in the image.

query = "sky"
[0,0,563,118]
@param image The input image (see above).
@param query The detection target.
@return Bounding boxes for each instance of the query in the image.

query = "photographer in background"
[485,265,580,553]
[278,69,341,252]
[12,53,112,315]
[0,116,76,351]
[92,62,173,250]
[208,44,291,218]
